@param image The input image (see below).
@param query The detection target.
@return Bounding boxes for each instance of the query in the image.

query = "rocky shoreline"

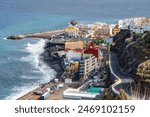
[18,41,64,100]
[41,41,64,78]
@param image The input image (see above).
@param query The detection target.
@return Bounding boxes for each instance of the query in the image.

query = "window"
[86,66,89,69]
[92,63,95,66]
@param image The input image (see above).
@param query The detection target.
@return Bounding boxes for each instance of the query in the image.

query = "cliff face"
[111,30,150,81]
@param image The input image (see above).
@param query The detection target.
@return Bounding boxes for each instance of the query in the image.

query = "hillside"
[111,30,150,81]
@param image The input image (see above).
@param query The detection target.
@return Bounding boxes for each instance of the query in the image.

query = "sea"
[0,0,150,100]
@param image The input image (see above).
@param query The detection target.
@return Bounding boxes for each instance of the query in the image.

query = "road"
[109,52,134,95]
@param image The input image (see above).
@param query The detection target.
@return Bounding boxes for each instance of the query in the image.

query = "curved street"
[109,52,134,95]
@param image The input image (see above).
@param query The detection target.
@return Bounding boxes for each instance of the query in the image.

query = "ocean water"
[0,0,150,100]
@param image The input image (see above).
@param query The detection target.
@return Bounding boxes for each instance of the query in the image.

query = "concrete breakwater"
[7,29,65,40]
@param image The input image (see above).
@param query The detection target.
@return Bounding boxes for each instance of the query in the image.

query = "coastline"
[18,41,64,100]
[7,17,150,100]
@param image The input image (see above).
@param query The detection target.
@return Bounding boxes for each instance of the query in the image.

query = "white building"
[57,51,66,57]
[118,17,150,32]
[129,25,150,33]
[118,19,134,29]
[66,50,82,61]
[106,38,113,44]
[109,24,115,36]
[79,54,98,79]
[63,88,99,100]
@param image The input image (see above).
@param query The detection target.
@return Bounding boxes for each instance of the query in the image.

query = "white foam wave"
[4,85,38,100]
[5,39,56,100]
[3,37,7,40]
[21,39,56,82]
[21,75,40,80]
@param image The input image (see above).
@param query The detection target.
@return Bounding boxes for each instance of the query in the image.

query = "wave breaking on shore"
[21,39,56,82]
[4,39,56,100]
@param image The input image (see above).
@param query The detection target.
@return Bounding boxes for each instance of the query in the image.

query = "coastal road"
[109,52,134,95]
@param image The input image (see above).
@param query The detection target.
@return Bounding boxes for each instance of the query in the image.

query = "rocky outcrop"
[7,35,24,40]
[111,30,150,81]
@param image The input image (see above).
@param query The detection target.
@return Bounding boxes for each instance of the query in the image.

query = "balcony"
[79,72,84,75]
[79,69,84,72]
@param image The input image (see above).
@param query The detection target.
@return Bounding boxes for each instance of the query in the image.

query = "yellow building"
[69,61,79,72]
[65,26,79,37]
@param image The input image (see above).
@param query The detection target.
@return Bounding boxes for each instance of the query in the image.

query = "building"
[57,51,66,57]
[78,24,93,38]
[84,43,100,62]
[65,26,79,37]
[64,41,84,81]
[65,41,84,51]
[63,88,100,100]
[129,25,144,33]
[95,24,110,37]
[118,17,150,30]
[133,17,150,26]
[64,50,81,72]
[106,38,113,45]
[129,25,150,33]
[118,19,134,29]
[79,54,98,80]
[112,25,120,36]
[66,50,82,60]
[64,57,80,81]
[93,23,102,32]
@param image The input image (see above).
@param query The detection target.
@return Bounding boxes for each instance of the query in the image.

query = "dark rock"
[7,35,23,40]
[70,20,78,26]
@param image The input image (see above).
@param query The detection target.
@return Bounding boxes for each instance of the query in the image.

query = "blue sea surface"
[0,0,150,99]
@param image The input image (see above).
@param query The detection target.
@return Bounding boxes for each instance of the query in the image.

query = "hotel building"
[79,54,98,80]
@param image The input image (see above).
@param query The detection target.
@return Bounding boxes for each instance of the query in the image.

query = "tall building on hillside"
[79,54,98,80]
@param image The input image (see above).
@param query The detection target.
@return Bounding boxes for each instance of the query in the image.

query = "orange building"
[65,41,84,51]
